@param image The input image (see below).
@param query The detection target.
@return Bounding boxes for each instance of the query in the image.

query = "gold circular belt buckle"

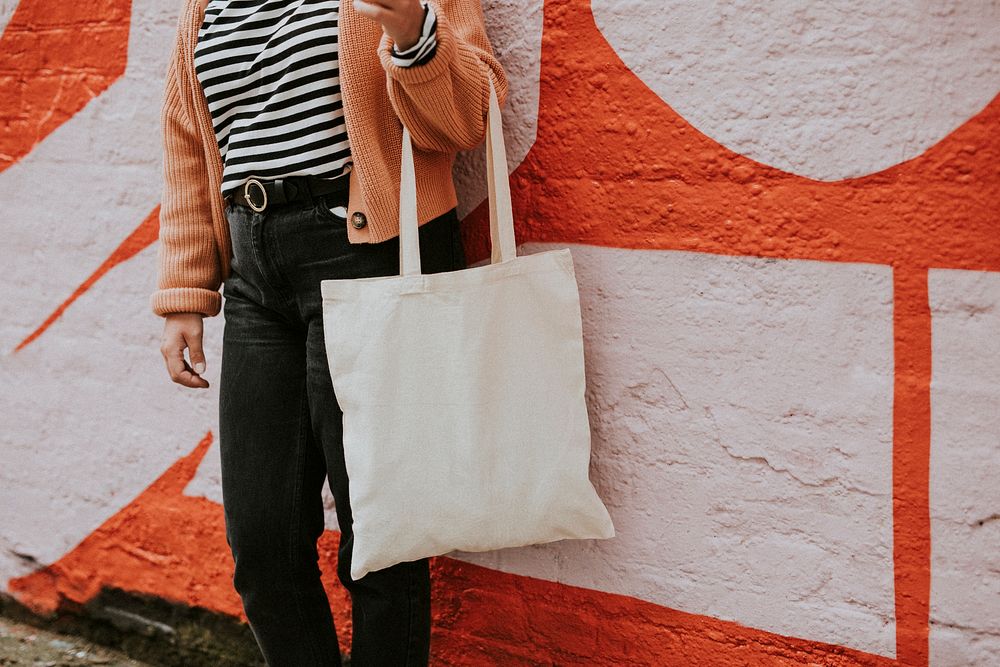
[244,178,268,213]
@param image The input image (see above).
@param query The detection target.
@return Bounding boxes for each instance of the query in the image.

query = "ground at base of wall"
[0,615,152,667]
[0,591,280,667]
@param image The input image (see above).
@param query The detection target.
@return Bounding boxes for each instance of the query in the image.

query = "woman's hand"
[353,0,426,52]
[160,312,209,389]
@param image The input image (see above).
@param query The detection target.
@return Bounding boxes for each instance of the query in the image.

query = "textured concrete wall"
[928,271,1000,666]
[1,0,998,665]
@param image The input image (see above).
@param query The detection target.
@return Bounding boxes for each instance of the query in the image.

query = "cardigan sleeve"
[377,0,509,153]
[149,32,224,319]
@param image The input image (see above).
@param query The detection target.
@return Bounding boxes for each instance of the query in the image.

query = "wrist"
[389,0,438,68]
[392,0,430,53]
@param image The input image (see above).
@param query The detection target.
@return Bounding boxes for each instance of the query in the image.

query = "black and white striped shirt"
[194,0,438,198]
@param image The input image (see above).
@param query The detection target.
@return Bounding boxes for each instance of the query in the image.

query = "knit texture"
[151,0,509,318]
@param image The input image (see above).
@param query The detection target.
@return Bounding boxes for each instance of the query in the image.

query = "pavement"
[0,617,152,667]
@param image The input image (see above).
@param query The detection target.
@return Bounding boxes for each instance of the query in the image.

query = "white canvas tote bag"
[320,77,615,581]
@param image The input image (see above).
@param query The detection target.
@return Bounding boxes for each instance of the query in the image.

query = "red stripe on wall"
[15,207,159,351]
[0,0,132,173]
[891,267,933,664]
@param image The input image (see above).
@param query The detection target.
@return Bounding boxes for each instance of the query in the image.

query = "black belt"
[228,172,350,213]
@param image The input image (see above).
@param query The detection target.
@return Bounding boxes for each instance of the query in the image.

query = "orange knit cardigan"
[150,0,509,318]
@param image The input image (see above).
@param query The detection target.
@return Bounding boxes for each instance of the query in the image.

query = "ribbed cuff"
[150,287,222,318]
[378,0,457,84]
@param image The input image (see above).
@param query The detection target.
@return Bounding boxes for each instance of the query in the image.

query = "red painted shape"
[4,432,356,655]
[6,433,239,617]
[0,0,132,173]
[464,2,999,273]
[891,267,933,666]
[8,436,898,666]
[431,558,896,667]
[15,206,159,351]
[457,0,1000,663]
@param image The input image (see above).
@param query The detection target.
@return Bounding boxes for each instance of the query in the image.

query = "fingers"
[163,341,209,388]
[354,0,395,12]
[353,0,410,20]
[160,318,210,389]
[353,0,389,18]
[354,0,424,50]
[186,328,207,376]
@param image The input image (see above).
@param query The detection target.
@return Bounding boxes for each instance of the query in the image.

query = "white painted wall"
[593,0,1000,180]
[0,0,187,582]
[454,245,896,656]
[929,269,1000,667]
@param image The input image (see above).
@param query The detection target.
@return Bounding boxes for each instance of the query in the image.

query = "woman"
[151,0,508,664]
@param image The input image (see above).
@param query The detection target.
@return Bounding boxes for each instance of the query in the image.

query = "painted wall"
[1,0,998,665]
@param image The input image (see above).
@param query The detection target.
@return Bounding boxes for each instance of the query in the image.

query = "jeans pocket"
[312,196,348,227]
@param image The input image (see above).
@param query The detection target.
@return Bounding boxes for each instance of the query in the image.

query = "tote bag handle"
[398,76,516,276]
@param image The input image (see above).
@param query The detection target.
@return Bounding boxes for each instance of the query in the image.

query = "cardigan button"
[350,211,368,229]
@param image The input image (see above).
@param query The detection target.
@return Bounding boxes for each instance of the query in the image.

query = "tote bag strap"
[399,75,516,276]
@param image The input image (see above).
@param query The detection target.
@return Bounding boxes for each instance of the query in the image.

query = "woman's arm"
[376,0,510,153]
[150,30,224,319]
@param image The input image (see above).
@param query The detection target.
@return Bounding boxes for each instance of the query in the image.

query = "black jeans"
[218,187,466,666]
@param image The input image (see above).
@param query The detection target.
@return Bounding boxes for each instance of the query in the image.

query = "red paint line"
[15,206,159,351]
[891,267,933,666]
